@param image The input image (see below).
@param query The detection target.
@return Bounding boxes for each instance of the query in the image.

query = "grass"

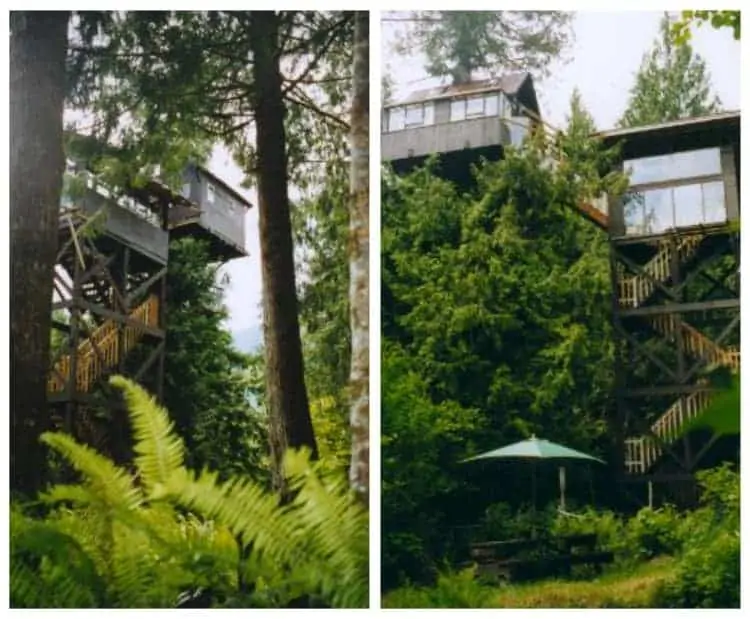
[493,557,677,608]
[383,557,679,609]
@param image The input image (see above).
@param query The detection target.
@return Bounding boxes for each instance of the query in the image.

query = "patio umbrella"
[462,435,605,512]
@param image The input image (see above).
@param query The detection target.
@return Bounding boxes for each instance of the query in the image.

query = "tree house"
[587,111,740,505]
[381,72,541,181]
[50,160,252,457]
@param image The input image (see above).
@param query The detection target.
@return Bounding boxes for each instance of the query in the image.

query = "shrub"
[551,507,626,556]
[653,531,739,608]
[383,567,495,609]
[623,505,682,561]
[482,502,557,542]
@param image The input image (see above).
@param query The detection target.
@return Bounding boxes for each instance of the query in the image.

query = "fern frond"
[41,432,143,510]
[10,509,106,608]
[284,449,369,608]
[110,375,186,494]
[165,468,301,573]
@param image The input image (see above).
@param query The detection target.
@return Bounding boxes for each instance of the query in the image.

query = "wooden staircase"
[48,295,160,394]
[619,235,739,473]
[617,234,704,308]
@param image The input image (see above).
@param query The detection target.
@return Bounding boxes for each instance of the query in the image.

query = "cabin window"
[450,99,465,121]
[624,148,722,186]
[182,182,191,199]
[388,107,405,132]
[485,94,499,116]
[207,183,216,204]
[624,180,726,235]
[423,102,435,126]
[404,104,424,127]
[622,147,725,235]
[466,96,485,117]
[450,93,505,121]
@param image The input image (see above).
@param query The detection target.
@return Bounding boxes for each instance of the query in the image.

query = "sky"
[219,10,740,333]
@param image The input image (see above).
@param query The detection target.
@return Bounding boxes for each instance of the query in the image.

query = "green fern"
[10,375,368,608]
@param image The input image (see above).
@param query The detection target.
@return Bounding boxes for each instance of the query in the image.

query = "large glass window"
[624,148,722,186]
[643,188,673,234]
[702,181,726,224]
[625,180,726,235]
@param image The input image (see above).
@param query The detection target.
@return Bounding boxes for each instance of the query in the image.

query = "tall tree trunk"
[10,11,70,497]
[249,11,318,491]
[348,11,369,505]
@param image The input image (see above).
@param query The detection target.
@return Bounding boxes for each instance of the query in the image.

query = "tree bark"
[249,11,318,491]
[10,11,70,497]
[348,11,369,505]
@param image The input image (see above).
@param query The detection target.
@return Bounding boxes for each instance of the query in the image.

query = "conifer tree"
[390,11,573,84]
[619,13,721,127]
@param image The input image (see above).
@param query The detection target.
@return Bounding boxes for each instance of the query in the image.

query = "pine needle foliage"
[10,376,368,608]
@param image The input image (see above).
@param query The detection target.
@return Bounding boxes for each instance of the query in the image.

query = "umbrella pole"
[559,465,566,512]
[531,463,537,537]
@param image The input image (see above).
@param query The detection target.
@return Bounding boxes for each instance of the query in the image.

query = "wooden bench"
[469,534,613,582]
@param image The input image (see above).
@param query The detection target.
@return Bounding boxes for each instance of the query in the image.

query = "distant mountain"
[232,325,263,353]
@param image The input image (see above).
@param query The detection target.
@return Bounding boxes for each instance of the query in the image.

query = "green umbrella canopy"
[462,435,606,464]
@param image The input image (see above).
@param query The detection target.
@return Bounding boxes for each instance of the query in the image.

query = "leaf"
[682,375,740,436]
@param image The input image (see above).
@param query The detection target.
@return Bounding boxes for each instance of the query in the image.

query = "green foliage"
[552,508,626,556]
[381,342,484,587]
[624,506,682,561]
[481,502,557,542]
[383,567,495,609]
[667,467,740,608]
[683,372,740,437]
[552,505,684,566]
[619,14,721,127]
[67,12,353,191]
[11,376,367,609]
[654,532,739,608]
[294,159,351,471]
[382,95,626,587]
[391,11,573,83]
[671,10,740,45]
[163,237,269,482]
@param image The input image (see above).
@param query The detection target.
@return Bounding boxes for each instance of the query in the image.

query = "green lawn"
[492,557,677,608]
[383,557,679,608]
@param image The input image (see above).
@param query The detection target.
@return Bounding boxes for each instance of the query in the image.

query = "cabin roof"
[384,72,531,108]
[596,110,740,141]
[193,165,253,210]
[595,110,740,160]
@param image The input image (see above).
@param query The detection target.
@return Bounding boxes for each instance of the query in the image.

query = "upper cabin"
[595,111,740,240]
[381,72,541,170]
[62,149,251,265]
[172,164,252,261]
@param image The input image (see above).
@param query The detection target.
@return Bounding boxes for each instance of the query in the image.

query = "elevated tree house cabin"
[50,157,252,457]
[381,76,740,506]
[381,72,541,181]
[592,111,740,505]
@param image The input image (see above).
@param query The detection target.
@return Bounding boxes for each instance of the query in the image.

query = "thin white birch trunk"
[348,11,369,505]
